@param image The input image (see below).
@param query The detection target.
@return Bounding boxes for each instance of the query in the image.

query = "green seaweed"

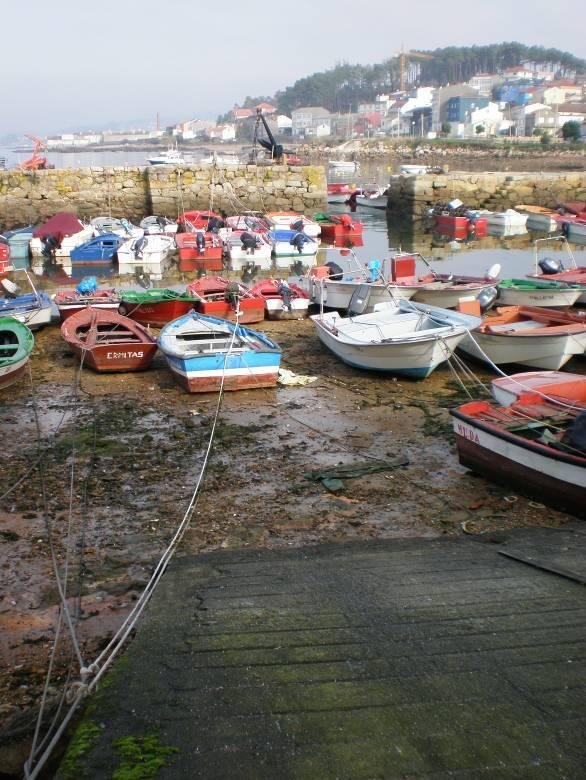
[59,719,101,779]
[112,734,178,779]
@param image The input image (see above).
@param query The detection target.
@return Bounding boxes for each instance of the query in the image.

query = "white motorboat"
[296,268,415,310]
[148,147,186,166]
[268,230,319,259]
[265,212,321,238]
[516,205,561,232]
[224,232,273,270]
[526,236,586,304]
[116,234,176,276]
[328,159,359,172]
[496,278,582,308]
[562,218,586,243]
[90,217,143,239]
[485,209,528,229]
[311,300,481,379]
[458,305,586,371]
[399,164,430,175]
[199,153,240,166]
[355,186,388,210]
[139,216,178,235]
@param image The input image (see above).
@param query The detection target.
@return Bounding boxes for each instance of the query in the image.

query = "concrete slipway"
[59,525,586,779]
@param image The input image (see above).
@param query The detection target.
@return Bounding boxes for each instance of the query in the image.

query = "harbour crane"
[16,134,52,171]
[395,49,434,92]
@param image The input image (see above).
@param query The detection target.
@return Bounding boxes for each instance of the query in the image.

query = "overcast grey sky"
[2,0,584,138]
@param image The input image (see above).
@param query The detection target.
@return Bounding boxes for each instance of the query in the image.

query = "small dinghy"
[491,371,586,407]
[157,312,281,393]
[0,316,34,389]
[61,307,158,372]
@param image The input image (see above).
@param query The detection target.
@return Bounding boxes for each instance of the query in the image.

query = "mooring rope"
[24,309,243,780]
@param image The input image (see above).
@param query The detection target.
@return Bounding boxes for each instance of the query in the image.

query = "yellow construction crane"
[396,49,434,92]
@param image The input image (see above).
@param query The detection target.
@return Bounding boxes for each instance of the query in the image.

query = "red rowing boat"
[61,307,158,372]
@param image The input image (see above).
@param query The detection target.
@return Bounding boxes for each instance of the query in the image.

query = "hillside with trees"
[247,43,586,116]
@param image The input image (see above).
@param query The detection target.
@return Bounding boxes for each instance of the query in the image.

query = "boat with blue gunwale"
[157,312,281,393]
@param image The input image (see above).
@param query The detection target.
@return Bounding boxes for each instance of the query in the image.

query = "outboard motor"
[290,260,305,276]
[240,231,257,254]
[208,216,224,234]
[1,278,20,298]
[240,261,259,285]
[324,260,344,280]
[195,232,206,255]
[41,234,58,259]
[133,236,148,259]
[476,286,498,312]
[290,218,304,233]
[538,257,563,275]
[277,280,293,311]
[290,231,310,254]
[485,263,501,281]
[347,285,373,316]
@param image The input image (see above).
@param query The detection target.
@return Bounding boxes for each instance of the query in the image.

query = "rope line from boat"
[24,349,97,772]
[25,363,85,668]
[461,327,586,412]
[444,349,492,399]
[23,325,239,779]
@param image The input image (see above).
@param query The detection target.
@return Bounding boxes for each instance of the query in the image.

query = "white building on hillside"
[207,124,236,142]
[449,102,505,138]
[291,107,331,137]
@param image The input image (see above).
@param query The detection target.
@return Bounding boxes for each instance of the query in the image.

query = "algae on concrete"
[112,734,178,780]
[58,719,101,779]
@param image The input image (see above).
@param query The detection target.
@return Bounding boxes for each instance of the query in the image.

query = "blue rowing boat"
[157,312,281,393]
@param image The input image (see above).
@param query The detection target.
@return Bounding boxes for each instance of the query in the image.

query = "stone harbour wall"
[387,170,586,218]
[0,164,327,229]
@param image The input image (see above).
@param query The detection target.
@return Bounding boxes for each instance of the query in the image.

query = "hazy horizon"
[3,0,585,139]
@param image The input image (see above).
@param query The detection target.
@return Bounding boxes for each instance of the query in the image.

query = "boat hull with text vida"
[450,397,586,517]
[61,307,158,372]
[157,312,281,393]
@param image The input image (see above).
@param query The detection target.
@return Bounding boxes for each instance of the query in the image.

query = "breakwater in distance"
[0,164,327,229]
[387,170,586,218]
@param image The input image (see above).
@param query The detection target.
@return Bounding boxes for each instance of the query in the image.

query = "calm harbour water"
[3,148,585,283]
